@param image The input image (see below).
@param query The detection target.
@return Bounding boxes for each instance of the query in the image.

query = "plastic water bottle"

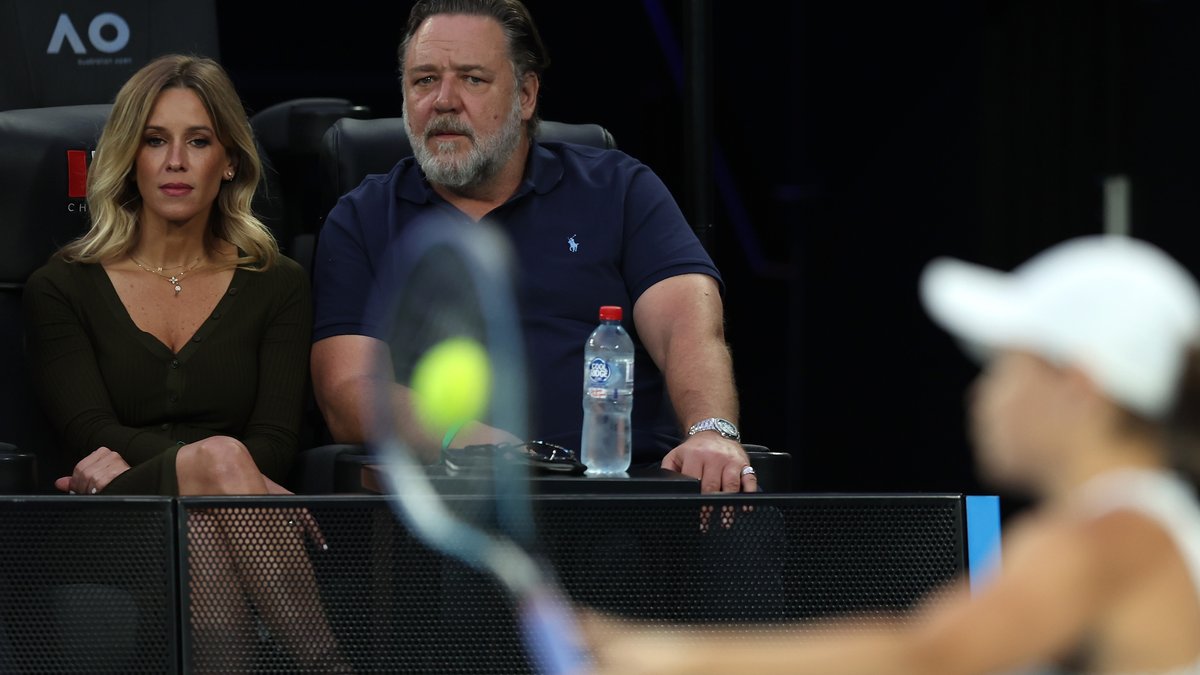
[580,305,634,475]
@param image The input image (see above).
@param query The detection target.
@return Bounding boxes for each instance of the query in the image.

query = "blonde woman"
[591,236,1200,675]
[22,55,346,670]
[23,54,306,497]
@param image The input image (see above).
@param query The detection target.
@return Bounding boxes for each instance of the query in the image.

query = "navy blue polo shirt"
[313,141,722,464]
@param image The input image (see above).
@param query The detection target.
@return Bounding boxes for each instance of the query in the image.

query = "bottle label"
[587,357,610,384]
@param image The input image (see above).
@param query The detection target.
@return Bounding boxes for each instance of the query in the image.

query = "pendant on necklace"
[169,275,181,295]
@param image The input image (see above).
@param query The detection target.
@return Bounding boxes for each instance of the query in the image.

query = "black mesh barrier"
[0,497,177,674]
[539,495,964,626]
[178,494,965,674]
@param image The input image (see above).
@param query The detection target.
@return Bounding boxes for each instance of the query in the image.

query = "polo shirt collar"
[396,141,564,205]
[522,142,563,196]
[397,159,434,204]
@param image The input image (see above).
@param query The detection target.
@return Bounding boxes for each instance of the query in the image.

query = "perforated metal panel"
[0,497,177,674]
[179,505,351,672]
[540,496,964,626]
[177,495,965,674]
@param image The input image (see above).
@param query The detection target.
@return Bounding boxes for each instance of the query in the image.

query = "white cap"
[920,235,1200,419]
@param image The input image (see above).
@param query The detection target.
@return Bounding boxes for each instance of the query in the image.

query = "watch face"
[715,420,737,437]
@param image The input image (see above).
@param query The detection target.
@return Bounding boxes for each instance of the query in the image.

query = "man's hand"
[661,434,756,493]
[446,420,523,449]
[55,447,131,494]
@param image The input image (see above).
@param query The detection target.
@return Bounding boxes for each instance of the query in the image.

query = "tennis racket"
[365,213,587,674]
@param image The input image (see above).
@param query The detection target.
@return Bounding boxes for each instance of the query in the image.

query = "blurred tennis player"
[590,235,1200,675]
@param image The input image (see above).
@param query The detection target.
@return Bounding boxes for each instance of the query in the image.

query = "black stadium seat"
[0,104,111,488]
[249,97,374,255]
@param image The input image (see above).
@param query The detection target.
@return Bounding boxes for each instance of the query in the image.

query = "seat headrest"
[0,104,111,284]
[319,118,618,217]
[250,97,372,155]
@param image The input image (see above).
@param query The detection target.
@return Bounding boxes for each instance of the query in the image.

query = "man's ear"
[519,72,539,122]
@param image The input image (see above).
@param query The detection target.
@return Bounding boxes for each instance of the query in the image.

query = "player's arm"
[593,513,1136,675]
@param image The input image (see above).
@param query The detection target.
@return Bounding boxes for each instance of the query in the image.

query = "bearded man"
[311,0,754,493]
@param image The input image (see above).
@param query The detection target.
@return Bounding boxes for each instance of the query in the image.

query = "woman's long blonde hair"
[58,54,277,270]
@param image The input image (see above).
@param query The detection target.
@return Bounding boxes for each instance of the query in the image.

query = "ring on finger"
[740,465,756,477]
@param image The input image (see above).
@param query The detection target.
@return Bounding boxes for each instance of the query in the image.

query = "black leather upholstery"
[0,105,110,283]
[0,105,112,487]
[250,98,372,248]
[253,98,371,159]
[743,445,793,492]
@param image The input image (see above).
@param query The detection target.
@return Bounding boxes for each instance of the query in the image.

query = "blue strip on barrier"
[966,495,1002,594]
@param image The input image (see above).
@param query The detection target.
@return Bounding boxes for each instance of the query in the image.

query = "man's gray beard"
[404,94,524,190]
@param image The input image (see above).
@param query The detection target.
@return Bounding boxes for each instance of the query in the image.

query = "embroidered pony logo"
[568,235,580,253]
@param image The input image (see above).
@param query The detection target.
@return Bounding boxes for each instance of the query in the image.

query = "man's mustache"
[425,116,475,140]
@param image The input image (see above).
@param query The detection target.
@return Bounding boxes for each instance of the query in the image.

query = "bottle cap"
[599,305,622,321]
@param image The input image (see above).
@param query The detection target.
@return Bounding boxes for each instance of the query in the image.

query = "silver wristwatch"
[687,417,741,442]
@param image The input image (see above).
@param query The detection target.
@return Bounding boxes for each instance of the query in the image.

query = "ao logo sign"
[46,13,130,55]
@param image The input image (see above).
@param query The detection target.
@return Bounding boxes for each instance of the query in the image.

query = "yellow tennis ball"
[410,337,492,436]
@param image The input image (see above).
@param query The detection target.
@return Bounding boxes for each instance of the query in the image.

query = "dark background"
[216,0,1200,501]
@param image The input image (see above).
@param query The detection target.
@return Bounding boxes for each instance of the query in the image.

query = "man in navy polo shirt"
[310,0,756,493]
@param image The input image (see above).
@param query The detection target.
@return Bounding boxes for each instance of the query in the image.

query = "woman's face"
[970,351,1072,490]
[134,87,233,229]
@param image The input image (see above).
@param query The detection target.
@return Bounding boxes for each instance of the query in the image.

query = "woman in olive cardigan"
[23,54,306,498]
[23,54,344,671]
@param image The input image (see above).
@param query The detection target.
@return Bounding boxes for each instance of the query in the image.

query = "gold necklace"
[129,255,203,296]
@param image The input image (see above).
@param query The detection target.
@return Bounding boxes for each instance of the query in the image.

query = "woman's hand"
[55,447,131,494]
[260,475,329,551]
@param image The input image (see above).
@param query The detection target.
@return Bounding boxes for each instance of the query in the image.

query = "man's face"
[401,14,537,189]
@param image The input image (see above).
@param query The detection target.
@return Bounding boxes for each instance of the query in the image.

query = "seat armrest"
[288,443,368,494]
[743,444,793,492]
[293,442,795,494]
